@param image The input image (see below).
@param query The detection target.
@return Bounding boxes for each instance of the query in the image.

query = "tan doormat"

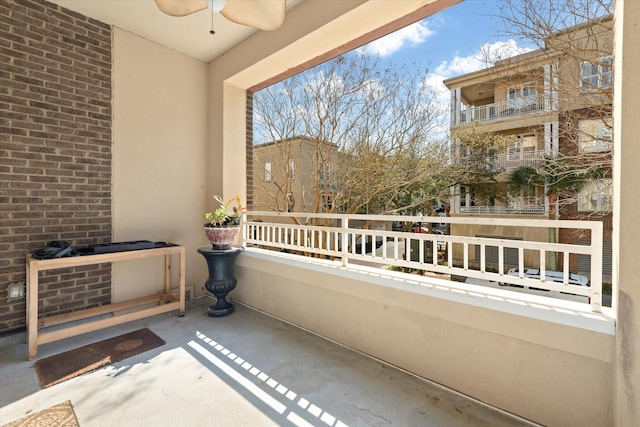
[2,400,79,427]
[35,328,165,388]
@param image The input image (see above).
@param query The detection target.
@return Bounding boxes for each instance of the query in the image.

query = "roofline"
[443,14,612,88]
[550,14,613,39]
[442,48,552,88]
[254,135,338,149]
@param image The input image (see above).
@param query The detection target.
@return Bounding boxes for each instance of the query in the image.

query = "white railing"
[459,150,545,173]
[242,212,604,312]
[460,205,546,215]
[457,94,551,126]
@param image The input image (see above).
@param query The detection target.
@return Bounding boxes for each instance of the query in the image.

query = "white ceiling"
[48,0,304,63]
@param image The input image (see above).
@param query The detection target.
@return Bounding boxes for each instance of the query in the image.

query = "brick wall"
[557,108,613,282]
[0,0,112,333]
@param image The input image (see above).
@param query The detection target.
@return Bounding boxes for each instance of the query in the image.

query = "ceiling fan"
[155,0,286,31]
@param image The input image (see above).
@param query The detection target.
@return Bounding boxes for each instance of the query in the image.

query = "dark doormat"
[35,328,165,388]
[1,401,79,427]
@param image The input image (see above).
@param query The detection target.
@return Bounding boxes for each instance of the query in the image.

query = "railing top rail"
[244,211,602,232]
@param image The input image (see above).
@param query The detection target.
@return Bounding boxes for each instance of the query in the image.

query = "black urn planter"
[198,246,243,317]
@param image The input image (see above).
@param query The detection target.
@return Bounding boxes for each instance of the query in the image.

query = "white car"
[465,268,590,303]
[504,268,589,287]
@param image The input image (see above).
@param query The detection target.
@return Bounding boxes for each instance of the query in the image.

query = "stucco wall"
[233,249,613,426]
[112,28,209,300]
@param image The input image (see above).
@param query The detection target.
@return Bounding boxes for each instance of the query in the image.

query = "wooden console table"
[26,244,185,359]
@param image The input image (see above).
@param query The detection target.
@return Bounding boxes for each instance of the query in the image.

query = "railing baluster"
[519,248,524,275]
[341,218,349,267]
[463,242,469,271]
[590,223,603,312]
[393,237,399,261]
[433,239,438,265]
[241,212,604,312]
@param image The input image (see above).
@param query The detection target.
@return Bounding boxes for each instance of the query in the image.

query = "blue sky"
[356,0,535,107]
[254,1,537,144]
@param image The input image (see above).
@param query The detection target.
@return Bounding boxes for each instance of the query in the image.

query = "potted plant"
[204,195,244,250]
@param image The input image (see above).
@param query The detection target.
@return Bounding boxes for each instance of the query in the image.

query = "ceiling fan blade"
[221,0,286,31]
[155,0,286,31]
[155,0,206,17]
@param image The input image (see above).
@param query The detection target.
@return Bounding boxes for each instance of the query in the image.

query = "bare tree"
[467,0,615,275]
[489,0,614,216]
[253,54,458,220]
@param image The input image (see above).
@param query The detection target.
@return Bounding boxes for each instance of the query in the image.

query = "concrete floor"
[0,298,534,427]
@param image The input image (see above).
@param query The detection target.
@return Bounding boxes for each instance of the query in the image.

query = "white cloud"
[357,21,435,57]
[433,39,532,79]
[420,40,534,137]
[423,40,534,110]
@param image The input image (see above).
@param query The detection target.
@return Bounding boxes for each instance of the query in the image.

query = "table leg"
[179,247,185,316]
[26,258,39,360]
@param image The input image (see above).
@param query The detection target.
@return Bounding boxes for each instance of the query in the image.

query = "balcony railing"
[456,94,551,126]
[460,205,546,215]
[458,150,545,173]
[242,212,603,313]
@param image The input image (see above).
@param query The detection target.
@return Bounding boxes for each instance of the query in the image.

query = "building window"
[578,179,613,212]
[581,56,612,90]
[318,161,330,182]
[264,162,272,182]
[579,118,612,153]
[288,159,295,180]
[507,134,537,161]
[321,194,333,212]
[507,82,537,111]
[508,185,542,213]
[286,193,294,212]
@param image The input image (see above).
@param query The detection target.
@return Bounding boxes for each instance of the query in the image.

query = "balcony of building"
[3,2,640,427]
[459,204,546,215]
[230,211,613,427]
[457,149,546,175]
[455,94,553,127]
[2,212,614,427]
[1,297,532,427]
[455,193,547,216]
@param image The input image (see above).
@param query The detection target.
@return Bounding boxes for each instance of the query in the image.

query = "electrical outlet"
[7,282,25,301]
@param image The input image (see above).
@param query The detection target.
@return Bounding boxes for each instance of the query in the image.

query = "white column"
[613,1,640,425]
[450,87,462,126]
[222,83,248,206]
[544,121,559,157]
[543,61,558,110]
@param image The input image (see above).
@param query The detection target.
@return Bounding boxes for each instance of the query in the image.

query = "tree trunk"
[547,192,558,271]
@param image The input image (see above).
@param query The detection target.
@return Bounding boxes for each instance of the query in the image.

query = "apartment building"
[443,16,613,280]
[252,136,339,215]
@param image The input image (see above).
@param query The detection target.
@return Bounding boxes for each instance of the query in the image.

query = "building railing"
[242,212,603,313]
[458,150,545,173]
[460,205,546,215]
[456,94,552,126]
